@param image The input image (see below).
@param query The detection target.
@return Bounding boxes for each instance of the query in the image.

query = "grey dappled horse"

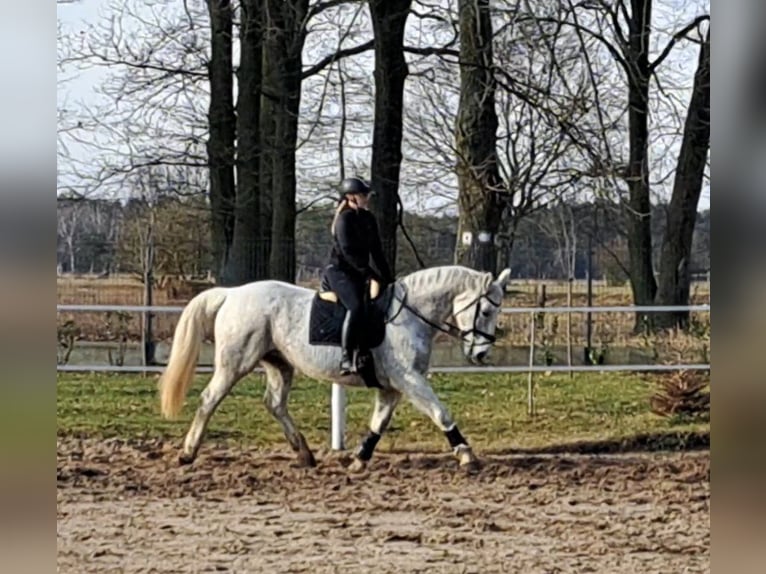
[158,265,511,472]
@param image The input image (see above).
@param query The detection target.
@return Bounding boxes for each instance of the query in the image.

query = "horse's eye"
[482,310,491,318]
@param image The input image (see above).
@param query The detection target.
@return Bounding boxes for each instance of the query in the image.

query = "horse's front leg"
[348,388,401,473]
[393,372,480,472]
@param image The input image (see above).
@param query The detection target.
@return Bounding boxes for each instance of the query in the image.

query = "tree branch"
[404,45,459,58]
[301,39,374,78]
[60,54,207,78]
[520,15,630,75]
[649,15,710,72]
[308,0,362,19]
[296,193,337,215]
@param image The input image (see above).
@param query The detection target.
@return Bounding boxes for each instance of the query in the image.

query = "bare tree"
[58,0,710,297]
[532,0,710,326]
[401,1,600,270]
[536,199,578,280]
[57,195,123,274]
[493,2,603,267]
[261,1,311,282]
[205,0,237,282]
[654,24,710,328]
[58,0,364,284]
[368,0,412,272]
[57,197,82,273]
[57,0,210,195]
[223,0,266,284]
[453,0,503,272]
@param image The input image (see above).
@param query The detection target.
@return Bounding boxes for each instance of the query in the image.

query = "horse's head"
[451,268,511,364]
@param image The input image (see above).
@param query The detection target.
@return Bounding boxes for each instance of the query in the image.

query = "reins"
[385,281,502,345]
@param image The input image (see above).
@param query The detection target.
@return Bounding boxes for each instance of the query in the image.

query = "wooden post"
[527,310,536,417]
[585,235,593,365]
[537,283,548,374]
[142,215,156,369]
[567,276,573,378]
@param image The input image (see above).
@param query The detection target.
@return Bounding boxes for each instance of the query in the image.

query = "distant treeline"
[57,196,709,283]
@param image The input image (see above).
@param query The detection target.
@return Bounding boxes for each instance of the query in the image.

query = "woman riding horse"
[321,177,394,375]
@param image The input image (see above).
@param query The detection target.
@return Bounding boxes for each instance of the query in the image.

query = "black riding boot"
[340,311,357,375]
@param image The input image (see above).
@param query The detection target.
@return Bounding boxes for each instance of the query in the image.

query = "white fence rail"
[56,303,711,314]
[57,302,710,450]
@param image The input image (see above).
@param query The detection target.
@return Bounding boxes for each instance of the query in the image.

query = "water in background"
[63,340,657,370]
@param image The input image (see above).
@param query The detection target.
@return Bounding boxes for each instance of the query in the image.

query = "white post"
[331,383,346,450]
[528,310,536,417]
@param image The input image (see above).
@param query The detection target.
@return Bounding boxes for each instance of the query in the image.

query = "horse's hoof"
[460,459,481,474]
[297,449,317,468]
[347,457,367,474]
[178,453,195,466]
[455,445,481,474]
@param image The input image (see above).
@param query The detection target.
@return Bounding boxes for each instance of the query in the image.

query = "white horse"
[158,264,511,472]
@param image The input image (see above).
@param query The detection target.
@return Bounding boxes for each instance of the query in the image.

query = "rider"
[321,176,394,375]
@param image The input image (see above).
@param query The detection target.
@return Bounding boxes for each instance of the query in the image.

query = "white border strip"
[56,303,710,314]
[56,363,709,374]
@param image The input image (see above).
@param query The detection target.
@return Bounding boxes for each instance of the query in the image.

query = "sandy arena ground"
[57,437,709,573]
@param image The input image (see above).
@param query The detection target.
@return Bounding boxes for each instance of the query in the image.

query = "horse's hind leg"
[179,364,245,465]
[261,356,316,467]
[348,388,401,473]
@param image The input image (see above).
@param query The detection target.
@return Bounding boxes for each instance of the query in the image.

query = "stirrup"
[355,350,371,370]
[339,351,357,375]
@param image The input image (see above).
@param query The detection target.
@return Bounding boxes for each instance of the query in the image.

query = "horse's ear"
[495,267,511,288]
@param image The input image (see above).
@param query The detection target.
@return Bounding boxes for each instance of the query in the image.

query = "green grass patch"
[57,371,708,453]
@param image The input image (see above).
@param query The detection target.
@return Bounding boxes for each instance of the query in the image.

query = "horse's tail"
[159,287,227,419]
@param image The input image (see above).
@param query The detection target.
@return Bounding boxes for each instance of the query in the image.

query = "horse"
[158,264,511,472]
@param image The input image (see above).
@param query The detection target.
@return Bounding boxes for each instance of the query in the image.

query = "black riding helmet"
[341,177,373,196]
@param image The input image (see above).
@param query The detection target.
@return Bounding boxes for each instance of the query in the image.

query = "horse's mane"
[399,265,489,294]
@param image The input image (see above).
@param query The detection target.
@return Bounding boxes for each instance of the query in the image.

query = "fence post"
[567,276,573,378]
[527,310,536,417]
[331,383,346,450]
[142,230,156,369]
[585,234,593,363]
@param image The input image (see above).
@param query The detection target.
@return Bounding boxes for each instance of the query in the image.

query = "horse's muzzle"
[466,346,491,365]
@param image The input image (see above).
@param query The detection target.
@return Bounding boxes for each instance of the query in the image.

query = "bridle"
[386,282,502,346]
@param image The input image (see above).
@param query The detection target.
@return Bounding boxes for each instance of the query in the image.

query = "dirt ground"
[57,437,709,573]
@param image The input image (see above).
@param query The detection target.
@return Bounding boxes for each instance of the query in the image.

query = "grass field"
[57,371,709,453]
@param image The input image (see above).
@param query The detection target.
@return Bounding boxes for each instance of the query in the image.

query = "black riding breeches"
[322,265,365,351]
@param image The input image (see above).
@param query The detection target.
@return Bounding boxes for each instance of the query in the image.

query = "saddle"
[309,279,391,349]
[309,279,393,389]
[317,278,382,304]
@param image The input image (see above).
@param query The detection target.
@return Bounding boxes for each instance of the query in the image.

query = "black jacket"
[329,208,393,285]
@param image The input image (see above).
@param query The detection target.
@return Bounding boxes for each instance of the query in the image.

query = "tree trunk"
[625,0,656,329]
[68,237,76,273]
[654,27,710,329]
[262,0,308,282]
[259,86,275,279]
[205,0,236,283]
[223,0,265,285]
[369,0,411,274]
[454,0,503,273]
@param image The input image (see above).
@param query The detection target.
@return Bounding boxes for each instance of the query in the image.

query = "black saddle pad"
[308,285,393,349]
